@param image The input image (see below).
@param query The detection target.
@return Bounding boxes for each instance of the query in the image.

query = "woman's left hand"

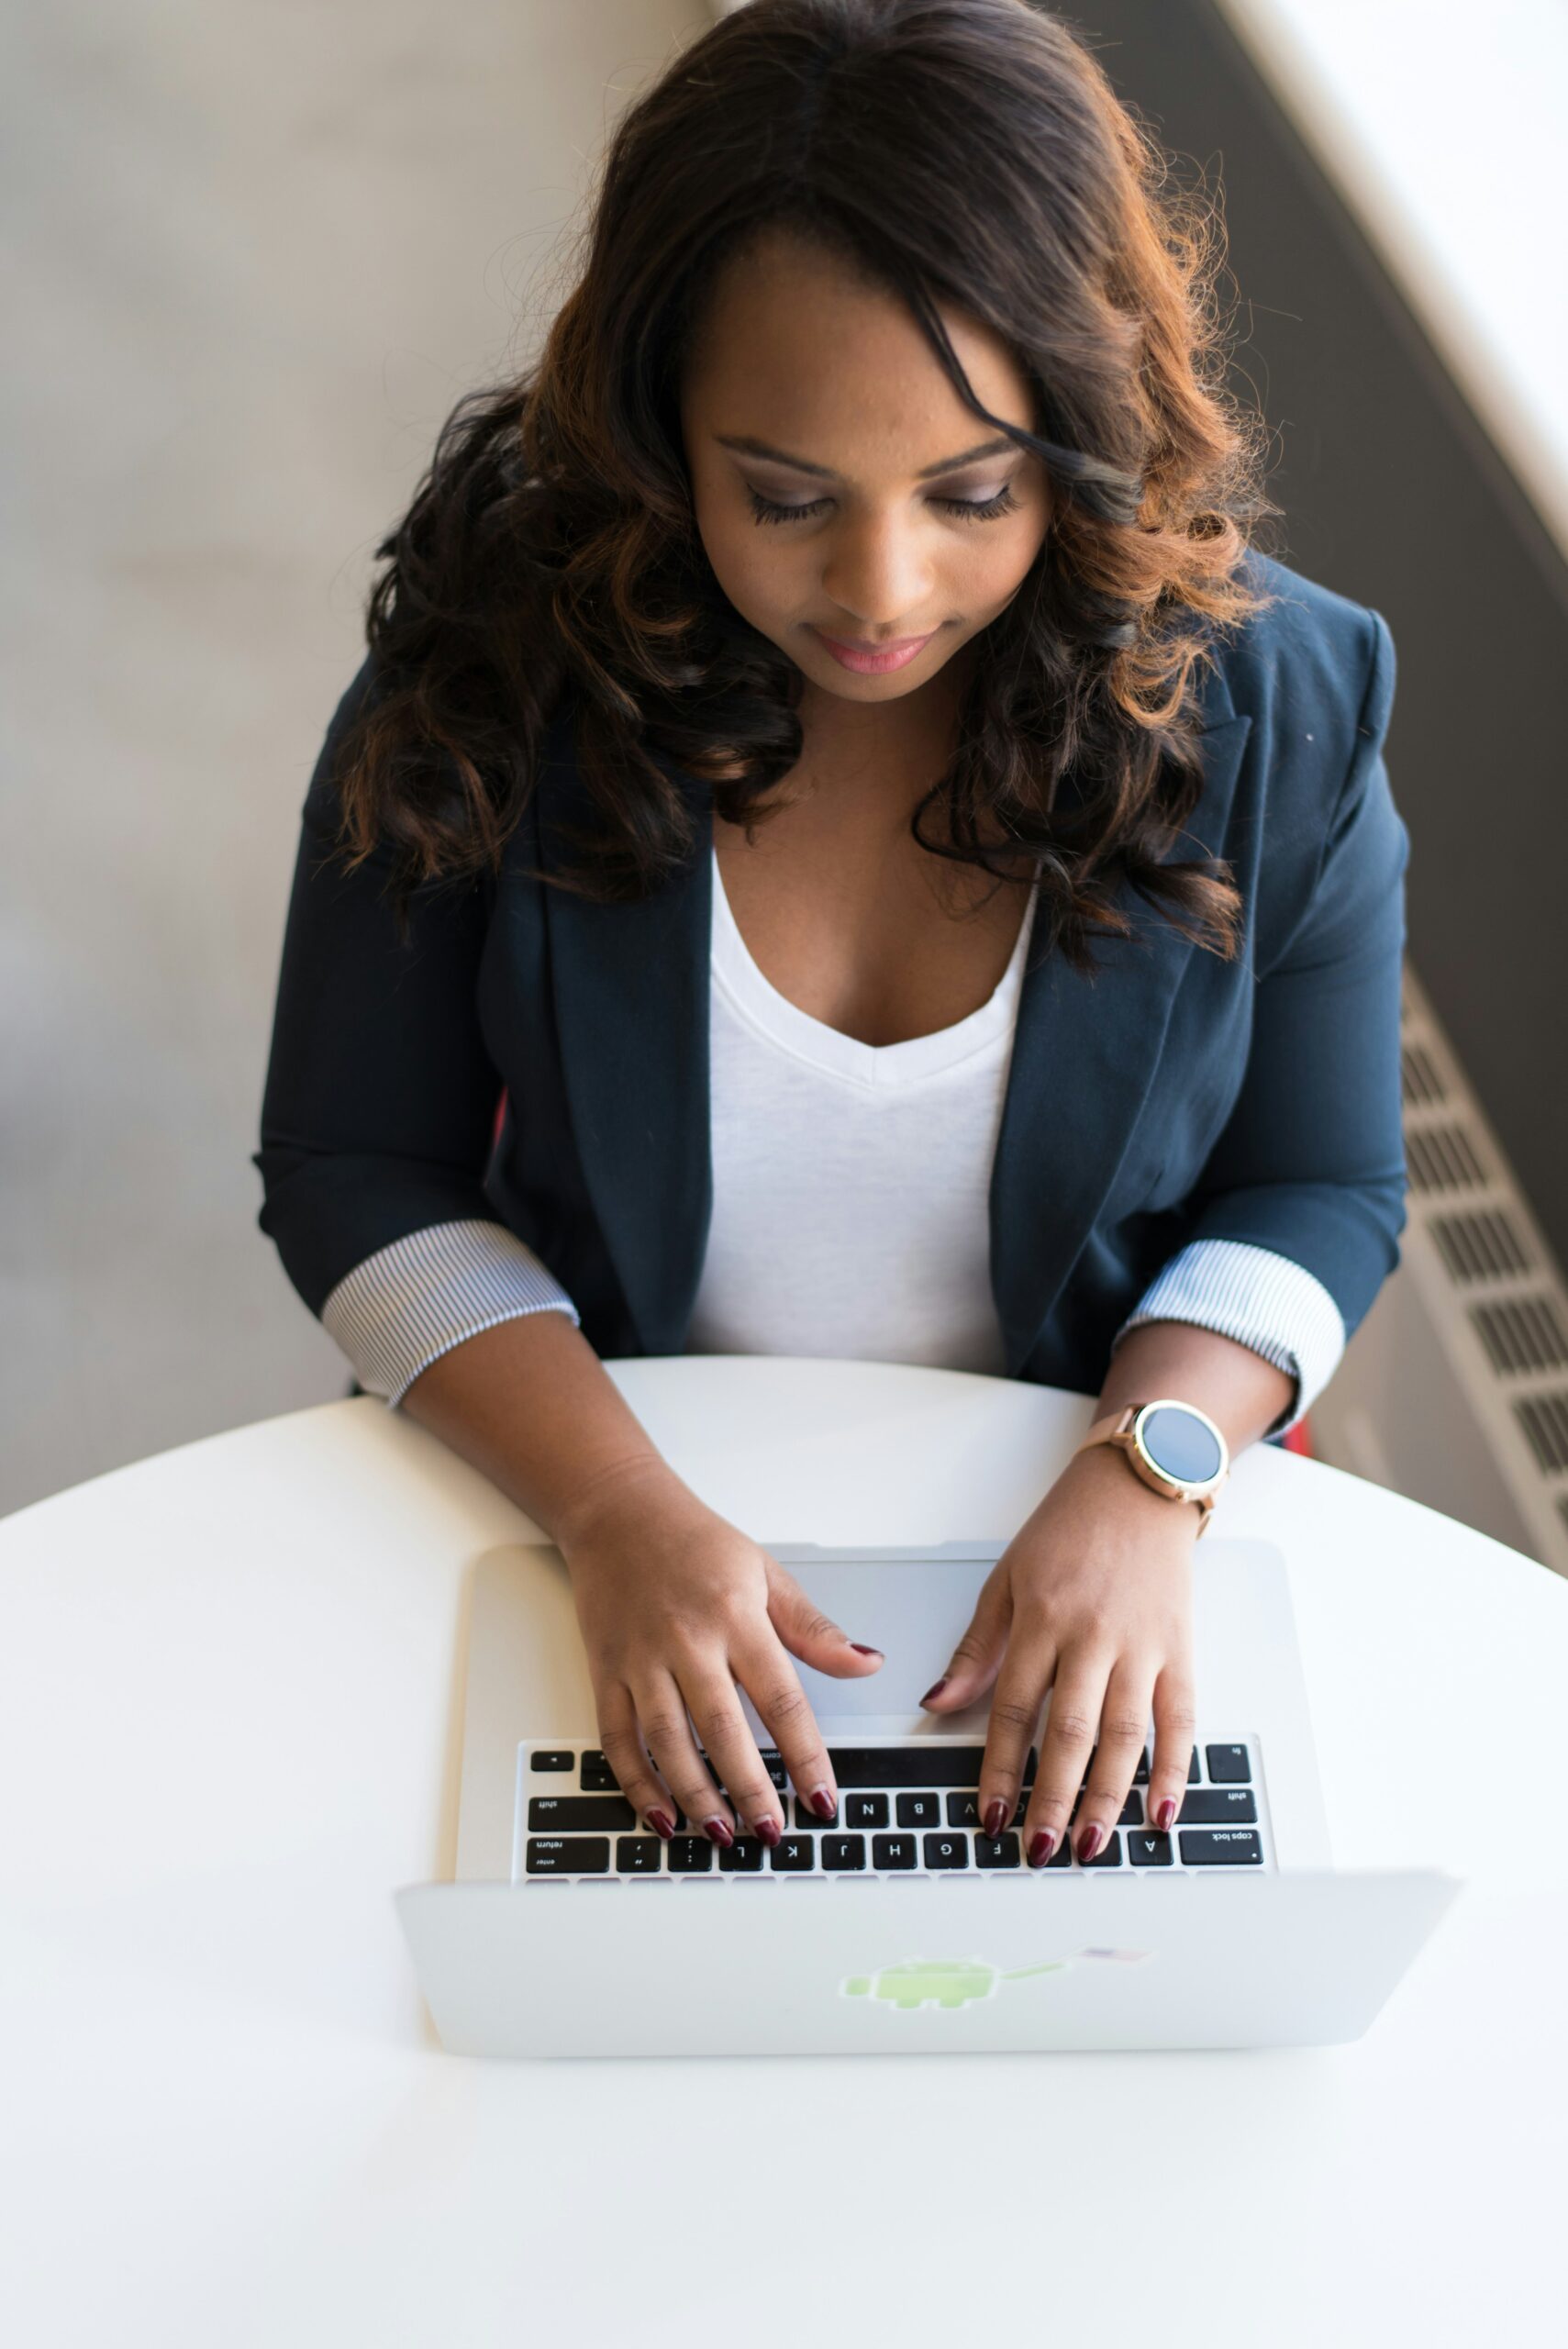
[917,1442,1202,1866]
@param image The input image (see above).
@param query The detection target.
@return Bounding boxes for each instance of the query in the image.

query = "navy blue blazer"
[254,549,1410,1400]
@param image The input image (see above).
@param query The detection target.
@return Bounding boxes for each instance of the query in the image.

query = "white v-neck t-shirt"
[685,845,1040,1375]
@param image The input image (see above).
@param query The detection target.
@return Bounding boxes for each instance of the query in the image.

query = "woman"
[255,0,1407,1872]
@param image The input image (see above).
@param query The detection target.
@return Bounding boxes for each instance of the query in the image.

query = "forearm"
[396,1290,1293,1553]
[398,1309,675,1548]
[1094,1318,1295,1460]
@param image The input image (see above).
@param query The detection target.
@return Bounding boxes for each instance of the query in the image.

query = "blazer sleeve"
[251,657,578,1404]
[1124,606,1411,1407]
[1111,1235,1346,1441]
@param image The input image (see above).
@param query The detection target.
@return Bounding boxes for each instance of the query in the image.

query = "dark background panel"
[1061,0,1568,1266]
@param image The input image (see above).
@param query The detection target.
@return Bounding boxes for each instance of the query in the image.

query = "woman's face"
[679,229,1052,712]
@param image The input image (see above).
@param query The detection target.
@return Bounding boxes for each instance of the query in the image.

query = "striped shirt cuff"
[1109,1238,1346,1441]
[321,1219,580,1409]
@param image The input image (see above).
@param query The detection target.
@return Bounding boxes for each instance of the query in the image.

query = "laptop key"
[1079,1832,1122,1867]
[718,1837,765,1872]
[529,1750,573,1773]
[616,1836,663,1873]
[579,1751,620,1791]
[788,1794,840,1831]
[923,1831,969,1869]
[1188,1747,1201,1782]
[771,1835,816,1872]
[946,1791,1027,1831]
[1176,1788,1257,1825]
[826,1746,983,1788]
[1129,1831,1173,1866]
[1180,1829,1262,1865]
[975,1832,1021,1868]
[1069,1787,1143,1828]
[896,1792,941,1829]
[846,1793,888,1828]
[819,1744,1041,1787]
[823,1834,867,1871]
[528,1795,637,1832]
[872,1834,917,1870]
[795,1798,839,1830]
[668,1836,715,1872]
[527,1838,609,1874]
[1132,1748,1150,1784]
[1206,1743,1252,1784]
[759,1751,788,1790]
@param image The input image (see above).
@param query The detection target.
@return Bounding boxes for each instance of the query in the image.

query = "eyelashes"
[745,484,1022,527]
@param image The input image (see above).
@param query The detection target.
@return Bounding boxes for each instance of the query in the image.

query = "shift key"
[528,1794,637,1831]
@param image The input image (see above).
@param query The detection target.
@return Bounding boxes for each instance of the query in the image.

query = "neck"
[789,647,975,826]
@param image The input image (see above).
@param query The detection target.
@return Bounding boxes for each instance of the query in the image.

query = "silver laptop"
[395,1533,1462,2057]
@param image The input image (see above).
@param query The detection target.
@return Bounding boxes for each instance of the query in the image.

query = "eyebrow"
[714,431,1020,482]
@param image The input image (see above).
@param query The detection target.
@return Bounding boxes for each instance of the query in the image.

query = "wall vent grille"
[1400,1040,1447,1108]
[1471,1297,1568,1376]
[1407,1122,1488,1193]
[1515,1394,1568,1477]
[1428,1208,1532,1284]
[1340,962,1568,1574]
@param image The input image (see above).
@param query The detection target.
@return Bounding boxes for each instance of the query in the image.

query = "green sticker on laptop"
[840,1950,1153,2009]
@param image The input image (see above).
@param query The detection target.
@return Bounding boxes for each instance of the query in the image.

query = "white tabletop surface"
[2,1356,1564,2347]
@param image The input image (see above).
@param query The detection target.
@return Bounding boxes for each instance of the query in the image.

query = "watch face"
[1137,1404,1224,1487]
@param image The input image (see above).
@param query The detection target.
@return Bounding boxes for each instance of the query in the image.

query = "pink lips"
[811,627,935,674]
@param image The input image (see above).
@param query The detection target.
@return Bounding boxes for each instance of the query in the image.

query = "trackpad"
[737,1557,996,1739]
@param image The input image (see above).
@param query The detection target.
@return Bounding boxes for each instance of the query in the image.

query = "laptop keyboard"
[516,1736,1270,1880]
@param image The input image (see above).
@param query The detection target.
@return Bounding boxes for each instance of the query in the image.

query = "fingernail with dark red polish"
[850,1643,884,1657]
[1027,1829,1057,1867]
[703,1815,734,1847]
[919,1677,949,1706]
[646,1809,676,1841]
[1155,1798,1176,1831]
[984,1798,1008,1840]
[809,1786,837,1821]
[753,1816,782,1848]
[1076,1823,1104,1865]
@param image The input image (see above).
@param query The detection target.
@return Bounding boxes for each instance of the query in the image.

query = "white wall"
[1,0,706,1517]
[1216,0,1568,557]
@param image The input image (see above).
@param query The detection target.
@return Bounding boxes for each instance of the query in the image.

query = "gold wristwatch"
[1073,1397,1230,1537]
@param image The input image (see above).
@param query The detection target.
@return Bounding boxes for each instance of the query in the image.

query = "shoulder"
[1196,547,1395,767]
[1180,552,1404,963]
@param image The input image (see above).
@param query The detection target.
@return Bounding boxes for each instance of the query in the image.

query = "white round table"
[2,1359,1563,2347]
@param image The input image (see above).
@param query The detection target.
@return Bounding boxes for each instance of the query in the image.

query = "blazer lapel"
[988,712,1253,1374]
[536,697,1252,1370]
[537,710,714,1356]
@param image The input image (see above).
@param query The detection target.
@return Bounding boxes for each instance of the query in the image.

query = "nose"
[819,511,934,633]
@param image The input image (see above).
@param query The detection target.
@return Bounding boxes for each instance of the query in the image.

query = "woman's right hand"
[553,1457,884,1847]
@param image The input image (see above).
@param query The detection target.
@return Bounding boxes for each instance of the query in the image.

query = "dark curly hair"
[328,0,1280,974]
